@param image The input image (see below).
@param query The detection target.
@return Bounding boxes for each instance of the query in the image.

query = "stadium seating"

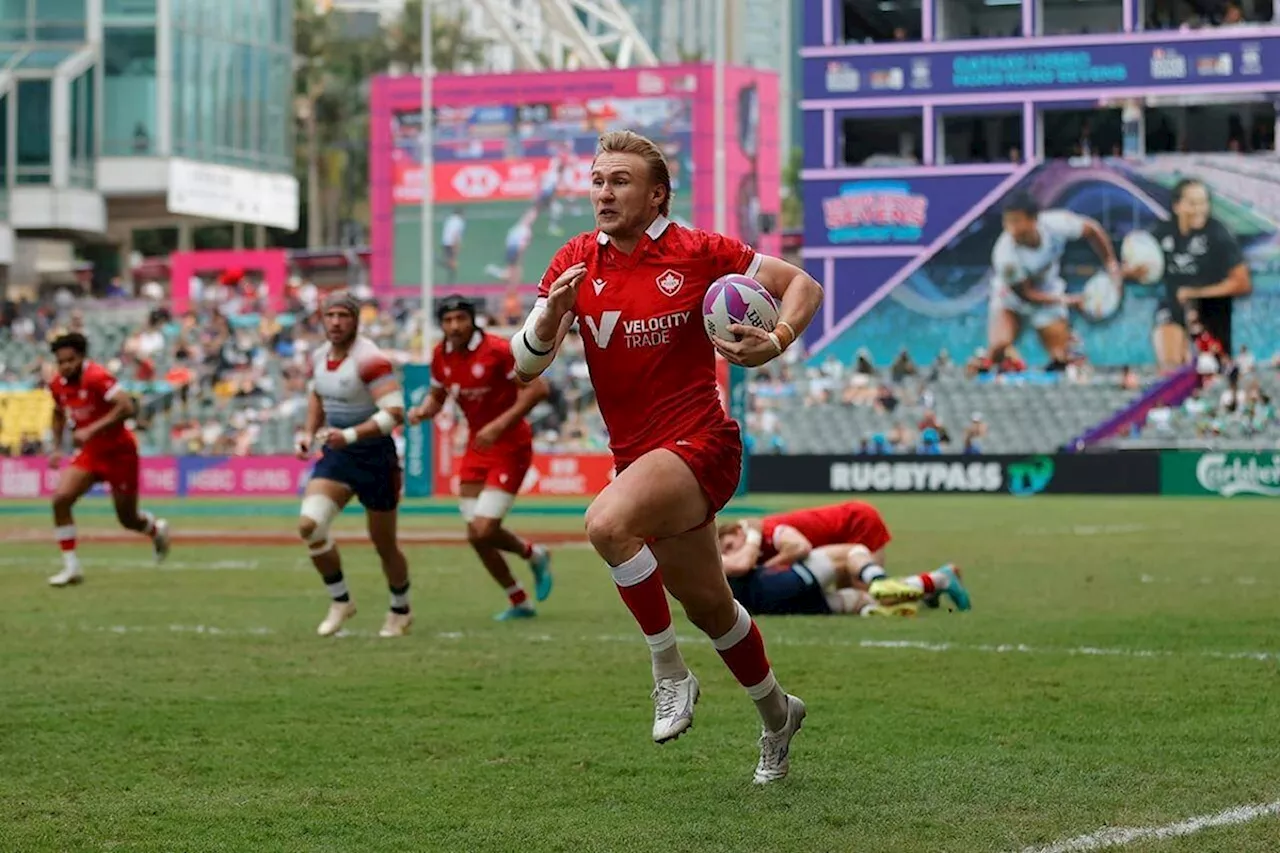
[766,371,1148,455]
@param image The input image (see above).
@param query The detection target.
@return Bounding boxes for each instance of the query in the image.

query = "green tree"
[291,0,487,249]
[388,0,487,73]
[781,146,803,230]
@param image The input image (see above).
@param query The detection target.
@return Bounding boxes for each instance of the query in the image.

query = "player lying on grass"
[46,332,171,587]
[297,292,411,638]
[718,500,970,611]
[728,543,912,617]
[408,295,553,621]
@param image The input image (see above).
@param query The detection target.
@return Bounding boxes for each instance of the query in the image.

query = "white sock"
[138,510,157,537]
[859,562,887,585]
[55,525,79,571]
[644,625,689,682]
[903,570,951,593]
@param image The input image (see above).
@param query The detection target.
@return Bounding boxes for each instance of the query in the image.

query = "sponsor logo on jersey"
[582,309,692,349]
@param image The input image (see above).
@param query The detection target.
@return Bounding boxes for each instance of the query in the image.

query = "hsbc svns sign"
[451,165,502,199]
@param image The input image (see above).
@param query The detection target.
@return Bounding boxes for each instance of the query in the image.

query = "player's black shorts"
[311,439,401,511]
[728,566,832,616]
[1154,297,1233,353]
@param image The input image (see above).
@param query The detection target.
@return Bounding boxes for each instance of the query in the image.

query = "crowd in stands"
[1139,343,1280,440]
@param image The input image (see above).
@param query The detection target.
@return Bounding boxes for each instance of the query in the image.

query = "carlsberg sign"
[1162,452,1280,497]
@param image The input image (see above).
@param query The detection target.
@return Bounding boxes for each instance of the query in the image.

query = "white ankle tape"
[712,602,753,651]
[644,625,677,651]
[609,545,658,588]
[745,671,778,701]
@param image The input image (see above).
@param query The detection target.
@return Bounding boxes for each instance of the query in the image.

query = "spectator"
[918,426,943,454]
[874,383,899,414]
[1120,365,1141,390]
[963,414,987,454]
[886,421,913,452]
[890,347,918,384]
[1236,344,1256,375]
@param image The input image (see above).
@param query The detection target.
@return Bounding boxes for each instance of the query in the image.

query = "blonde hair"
[595,130,672,216]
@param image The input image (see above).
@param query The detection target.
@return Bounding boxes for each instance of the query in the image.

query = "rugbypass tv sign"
[749,453,1160,495]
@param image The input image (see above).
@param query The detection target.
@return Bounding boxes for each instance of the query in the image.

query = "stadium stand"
[3,283,1275,458]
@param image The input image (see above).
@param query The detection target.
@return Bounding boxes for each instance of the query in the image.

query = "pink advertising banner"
[368,64,780,300]
[0,456,314,499]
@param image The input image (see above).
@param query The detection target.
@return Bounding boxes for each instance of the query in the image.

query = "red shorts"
[617,421,743,529]
[71,438,140,496]
[457,443,533,494]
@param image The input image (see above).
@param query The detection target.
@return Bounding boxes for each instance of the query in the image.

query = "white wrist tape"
[371,410,397,435]
[341,427,359,445]
[512,299,556,376]
[745,526,762,547]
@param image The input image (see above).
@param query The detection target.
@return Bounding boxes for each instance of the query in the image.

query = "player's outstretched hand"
[712,324,784,368]
[295,437,312,461]
[543,263,587,323]
[47,450,63,470]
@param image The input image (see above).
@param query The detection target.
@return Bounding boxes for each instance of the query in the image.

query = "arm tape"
[512,301,556,376]
[372,410,398,435]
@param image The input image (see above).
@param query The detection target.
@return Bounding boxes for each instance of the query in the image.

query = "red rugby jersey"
[431,329,533,454]
[536,216,760,463]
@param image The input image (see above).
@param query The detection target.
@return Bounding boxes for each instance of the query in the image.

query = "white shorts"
[992,278,1069,330]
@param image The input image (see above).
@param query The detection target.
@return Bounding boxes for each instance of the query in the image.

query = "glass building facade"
[0,0,292,233]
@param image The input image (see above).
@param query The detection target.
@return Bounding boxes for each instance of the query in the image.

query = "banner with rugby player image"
[369,67,781,301]
[817,153,1280,367]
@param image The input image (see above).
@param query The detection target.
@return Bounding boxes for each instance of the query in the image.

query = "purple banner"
[803,173,1009,250]
[804,32,1279,102]
[0,456,316,499]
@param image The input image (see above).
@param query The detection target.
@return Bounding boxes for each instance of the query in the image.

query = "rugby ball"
[703,274,779,343]
[1121,230,1164,285]
[1081,270,1122,321]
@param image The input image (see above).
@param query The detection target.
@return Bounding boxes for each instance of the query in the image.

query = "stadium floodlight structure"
[417,0,663,358]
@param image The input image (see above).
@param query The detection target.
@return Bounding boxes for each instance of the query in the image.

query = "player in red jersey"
[511,130,824,784]
[45,333,170,587]
[717,501,971,612]
[408,295,553,620]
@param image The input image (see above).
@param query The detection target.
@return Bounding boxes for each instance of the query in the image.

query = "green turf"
[3,495,1280,852]
[392,196,696,287]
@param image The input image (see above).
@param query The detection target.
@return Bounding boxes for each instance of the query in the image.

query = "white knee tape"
[459,498,478,523]
[474,488,516,520]
[803,551,838,589]
[301,494,341,552]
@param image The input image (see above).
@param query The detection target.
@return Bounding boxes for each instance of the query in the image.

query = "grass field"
[3,494,1280,852]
